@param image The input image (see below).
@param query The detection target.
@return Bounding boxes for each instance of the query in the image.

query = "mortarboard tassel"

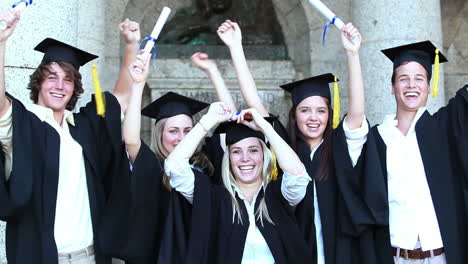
[269,122,278,181]
[432,48,440,98]
[91,63,106,117]
[332,75,340,129]
[269,146,278,181]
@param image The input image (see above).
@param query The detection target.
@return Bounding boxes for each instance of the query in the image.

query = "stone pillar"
[442,0,468,98]
[351,0,445,125]
[75,0,106,108]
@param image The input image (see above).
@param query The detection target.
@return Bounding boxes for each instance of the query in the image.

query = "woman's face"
[295,96,329,142]
[162,114,193,154]
[229,137,264,185]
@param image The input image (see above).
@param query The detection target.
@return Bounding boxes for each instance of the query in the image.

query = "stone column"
[75,0,107,108]
[351,0,445,125]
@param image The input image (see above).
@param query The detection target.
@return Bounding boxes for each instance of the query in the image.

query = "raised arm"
[112,19,141,113]
[237,108,309,206]
[167,102,232,162]
[217,20,269,116]
[191,52,237,112]
[0,9,20,118]
[341,23,364,129]
[165,102,232,203]
[122,52,151,163]
[237,108,305,176]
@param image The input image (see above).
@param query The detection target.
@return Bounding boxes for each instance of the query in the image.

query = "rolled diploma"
[0,1,29,30]
[142,7,171,54]
[308,0,358,43]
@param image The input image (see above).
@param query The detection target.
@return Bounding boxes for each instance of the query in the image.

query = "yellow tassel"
[91,63,106,117]
[432,49,440,98]
[332,75,340,129]
[269,146,278,181]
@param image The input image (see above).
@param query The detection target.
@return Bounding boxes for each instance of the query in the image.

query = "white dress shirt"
[343,112,444,251]
[377,107,443,250]
[164,158,311,263]
[309,140,326,264]
[0,103,93,253]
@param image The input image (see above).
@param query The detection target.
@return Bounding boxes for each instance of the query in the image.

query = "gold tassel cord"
[332,75,340,129]
[269,146,278,181]
[91,63,106,117]
[432,48,440,98]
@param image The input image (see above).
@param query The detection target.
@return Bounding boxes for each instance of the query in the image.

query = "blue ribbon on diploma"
[137,36,158,69]
[12,0,32,8]
[322,16,337,47]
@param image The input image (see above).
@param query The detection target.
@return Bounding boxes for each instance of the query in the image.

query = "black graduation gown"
[294,136,359,264]
[99,140,193,264]
[185,169,313,264]
[334,85,468,264]
[0,92,127,264]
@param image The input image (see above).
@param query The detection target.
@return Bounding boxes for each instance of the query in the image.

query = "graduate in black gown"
[102,51,214,263]
[0,9,140,264]
[165,103,314,263]
[217,20,366,263]
[335,41,468,264]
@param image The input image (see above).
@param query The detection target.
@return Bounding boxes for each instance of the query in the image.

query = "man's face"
[208,0,232,13]
[37,62,74,113]
[392,61,430,113]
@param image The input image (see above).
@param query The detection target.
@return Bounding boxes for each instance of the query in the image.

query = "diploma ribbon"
[12,0,32,8]
[322,16,337,47]
[137,36,158,69]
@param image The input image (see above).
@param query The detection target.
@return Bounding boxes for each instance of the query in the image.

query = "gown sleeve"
[0,95,38,220]
[333,119,389,237]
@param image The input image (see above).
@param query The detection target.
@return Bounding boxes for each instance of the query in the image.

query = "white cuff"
[343,116,369,167]
[281,167,311,206]
[164,158,194,203]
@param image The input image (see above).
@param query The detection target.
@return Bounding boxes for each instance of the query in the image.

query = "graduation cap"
[214,121,265,146]
[280,73,341,128]
[215,120,280,181]
[381,40,448,97]
[142,92,209,123]
[34,38,98,70]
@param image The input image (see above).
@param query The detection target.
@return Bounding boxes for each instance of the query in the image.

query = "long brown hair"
[287,98,333,181]
[151,117,214,190]
[28,61,83,111]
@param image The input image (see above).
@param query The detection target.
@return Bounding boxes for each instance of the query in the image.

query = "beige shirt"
[0,103,93,253]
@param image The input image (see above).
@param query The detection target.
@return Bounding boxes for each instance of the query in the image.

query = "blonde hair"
[151,117,214,190]
[221,140,275,226]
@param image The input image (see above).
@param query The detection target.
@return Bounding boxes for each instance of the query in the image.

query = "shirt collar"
[234,183,264,204]
[381,107,427,134]
[309,139,324,160]
[27,103,75,126]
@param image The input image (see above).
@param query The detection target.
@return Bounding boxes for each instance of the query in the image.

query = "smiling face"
[295,96,329,145]
[36,62,75,113]
[229,137,264,185]
[392,61,430,113]
[161,114,194,154]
